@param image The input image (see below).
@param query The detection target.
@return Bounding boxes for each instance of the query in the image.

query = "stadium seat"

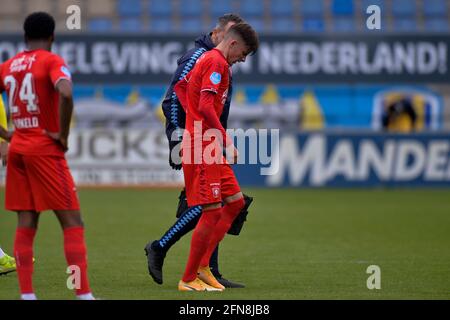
[87,0,115,17]
[302,18,325,32]
[361,0,385,12]
[1,0,21,16]
[392,18,418,32]
[270,0,294,16]
[119,18,143,32]
[209,0,234,18]
[179,18,204,33]
[272,17,297,33]
[25,0,54,14]
[391,0,416,17]
[332,0,354,16]
[0,17,22,32]
[149,18,173,33]
[179,0,204,17]
[424,18,449,32]
[148,0,173,17]
[117,0,142,17]
[88,18,114,32]
[245,17,265,32]
[239,0,264,17]
[301,0,324,17]
[423,0,448,17]
[332,17,355,32]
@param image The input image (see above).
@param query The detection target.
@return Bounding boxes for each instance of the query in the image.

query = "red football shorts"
[182,161,241,207]
[5,151,80,212]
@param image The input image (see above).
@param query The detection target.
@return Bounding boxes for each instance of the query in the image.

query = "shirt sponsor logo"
[9,55,36,73]
[210,72,221,85]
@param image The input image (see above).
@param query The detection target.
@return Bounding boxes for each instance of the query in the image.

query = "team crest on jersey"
[210,72,221,85]
[211,184,221,198]
[61,66,72,79]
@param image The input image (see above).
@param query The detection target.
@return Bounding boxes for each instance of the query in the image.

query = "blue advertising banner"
[234,132,450,187]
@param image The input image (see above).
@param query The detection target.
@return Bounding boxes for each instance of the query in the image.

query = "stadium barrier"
[233,131,450,187]
[2,129,449,188]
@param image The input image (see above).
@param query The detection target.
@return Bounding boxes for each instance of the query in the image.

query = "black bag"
[175,189,254,236]
[227,194,253,236]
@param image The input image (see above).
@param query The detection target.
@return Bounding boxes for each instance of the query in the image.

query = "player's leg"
[179,202,224,291]
[14,211,40,300]
[54,210,94,300]
[144,189,225,286]
[5,151,39,299]
[144,198,202,285]
[178,162,224,291]
[200,165,245,273]
[23,154,94,300]
[200,193,245,268]
[196,192,245,290]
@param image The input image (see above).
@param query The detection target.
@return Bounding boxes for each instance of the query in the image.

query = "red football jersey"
[184,48,230,143]
[0,49,71,155]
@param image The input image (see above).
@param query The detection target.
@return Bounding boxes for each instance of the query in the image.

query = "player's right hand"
[44,130,69,152]
[0,141,8,166]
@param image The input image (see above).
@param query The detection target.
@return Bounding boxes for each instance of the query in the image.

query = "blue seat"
[424,18,449,32]
[179,0,203,17]
[271,17,296,32]
[149,18,173,33]
[271,0,294,16]
[361,0,385,11]
[301,0,324,17]
[117,0,142,17]
[148,0,172,16]
[332,0,354,16]
[209,0,233,18]
[332,17,355,31]
[245,17,265,32]
[239,0,264,17]
[88,18,114,32]
[179,18,203,33]
[392,0,415,17]
[302,18,325,32]
[392,18,417,32]
[423,0,447,17]
[119,18,142,32]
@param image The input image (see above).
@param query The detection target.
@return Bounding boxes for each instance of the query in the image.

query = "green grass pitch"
[1,188,449,300]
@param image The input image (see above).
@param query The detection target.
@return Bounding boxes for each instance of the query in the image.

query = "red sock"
[14,227,37,294]
[182,207,221,282]
[63,227,91,295]
[200,198,245,267]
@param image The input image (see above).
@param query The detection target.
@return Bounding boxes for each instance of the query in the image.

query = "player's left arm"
[48,55,73,151]
[54,79,73,151]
